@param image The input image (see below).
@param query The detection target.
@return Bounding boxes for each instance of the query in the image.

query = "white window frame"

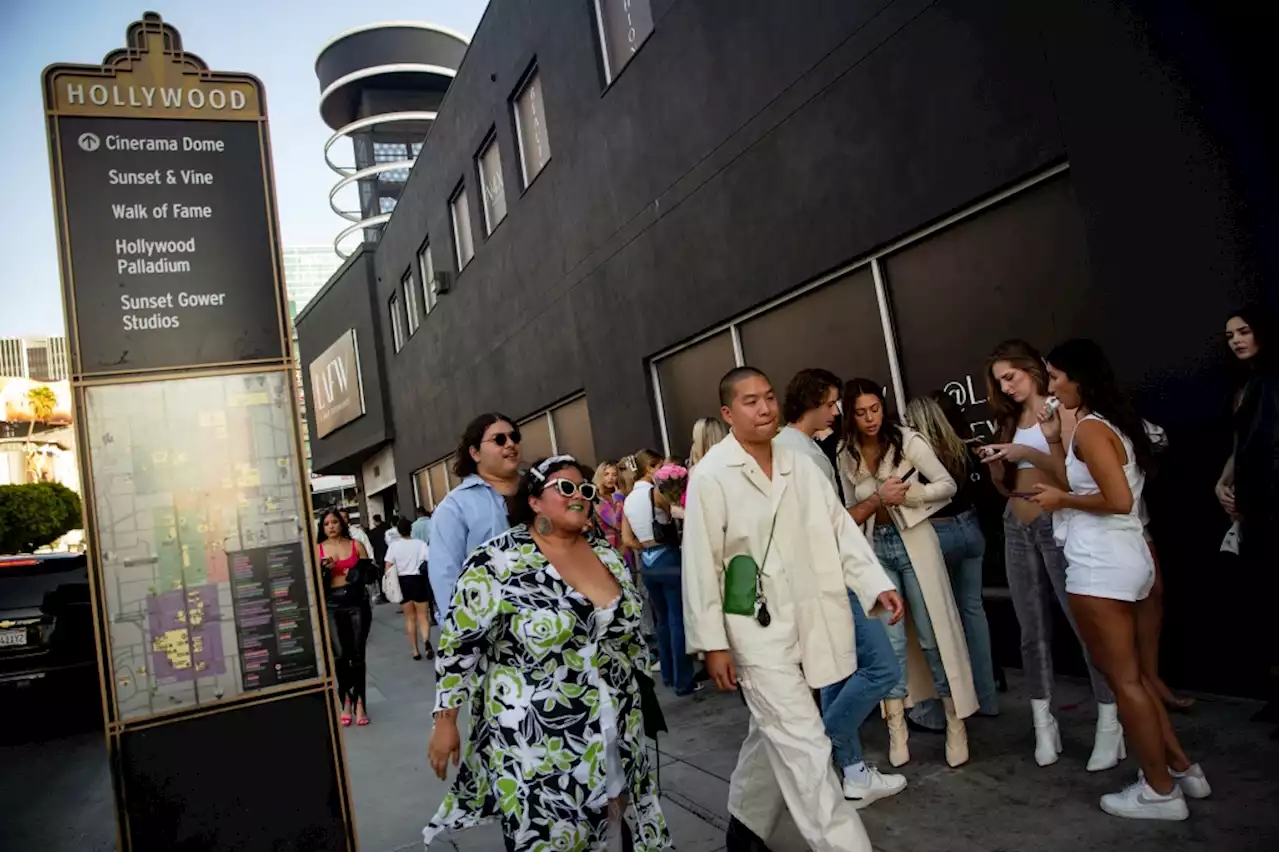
[477,132,507,235]
[389,291,405,352]
[646,162,1072,455]
[450,185,475,270]
[402,269,419,336]
[513,69,550,188]
[418,241,436,312]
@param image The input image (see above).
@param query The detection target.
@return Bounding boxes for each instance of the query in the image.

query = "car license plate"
[0,629,27,647]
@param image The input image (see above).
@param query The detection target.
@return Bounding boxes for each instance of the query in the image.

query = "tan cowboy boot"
[943,697,969,767]
[884,699,910,767]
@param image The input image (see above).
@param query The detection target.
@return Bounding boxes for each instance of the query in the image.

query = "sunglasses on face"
[484,429,522,448]
[543,478,597,501]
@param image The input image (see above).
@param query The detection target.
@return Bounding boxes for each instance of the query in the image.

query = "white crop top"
[1012,423,1050,469]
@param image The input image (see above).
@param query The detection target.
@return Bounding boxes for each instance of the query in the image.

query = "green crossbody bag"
[723,509,779,627]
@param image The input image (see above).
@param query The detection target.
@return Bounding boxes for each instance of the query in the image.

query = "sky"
[0,0,489,337]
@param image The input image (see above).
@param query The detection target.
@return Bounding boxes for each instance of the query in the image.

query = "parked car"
[0,552,98,700]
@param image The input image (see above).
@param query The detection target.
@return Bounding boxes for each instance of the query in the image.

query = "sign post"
[43,14,356,850]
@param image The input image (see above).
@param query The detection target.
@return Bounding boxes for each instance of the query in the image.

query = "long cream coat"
[682,434,897,689]
[838,428,979,719]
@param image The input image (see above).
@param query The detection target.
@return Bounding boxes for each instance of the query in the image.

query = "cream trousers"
[727,663,874,852]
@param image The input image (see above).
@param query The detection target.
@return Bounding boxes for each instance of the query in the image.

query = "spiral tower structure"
[316,22,468,258]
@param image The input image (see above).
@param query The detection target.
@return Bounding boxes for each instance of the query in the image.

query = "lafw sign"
[309,329,365,438]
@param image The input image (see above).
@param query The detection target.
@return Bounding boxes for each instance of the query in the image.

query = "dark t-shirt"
[1234,371,1278,520]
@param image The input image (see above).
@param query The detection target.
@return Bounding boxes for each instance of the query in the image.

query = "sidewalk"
[348,602,1278,852]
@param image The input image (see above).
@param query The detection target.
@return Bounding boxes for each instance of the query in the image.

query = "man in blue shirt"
[427,413,522,616]
[411,506,433,545]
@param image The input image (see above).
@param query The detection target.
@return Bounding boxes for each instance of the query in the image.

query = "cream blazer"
[682,433,897,689]
[838,428,978,718]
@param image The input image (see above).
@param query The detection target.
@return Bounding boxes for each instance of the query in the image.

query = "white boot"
[1088,702,1126,772]
[1031,698,1062,767]
[943,697,969,767]
[884,699,910,767]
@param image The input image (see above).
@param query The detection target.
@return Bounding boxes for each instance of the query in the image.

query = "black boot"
[726,816,773,852]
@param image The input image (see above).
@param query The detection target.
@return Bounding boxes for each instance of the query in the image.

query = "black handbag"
[635,670,667,739]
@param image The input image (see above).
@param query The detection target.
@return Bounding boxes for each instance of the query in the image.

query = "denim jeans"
[643,572,695,694]
[1003,507,1114,703]
[819,590,900,767]
[874,525,951,701]
[911,510,1000,727]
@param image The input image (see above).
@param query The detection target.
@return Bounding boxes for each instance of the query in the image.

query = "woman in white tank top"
[1027,339,1208,822]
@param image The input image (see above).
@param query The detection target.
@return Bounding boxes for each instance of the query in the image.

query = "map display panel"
[85,370,322,720]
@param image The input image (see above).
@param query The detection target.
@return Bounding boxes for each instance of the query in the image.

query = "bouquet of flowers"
[653,463,689,508]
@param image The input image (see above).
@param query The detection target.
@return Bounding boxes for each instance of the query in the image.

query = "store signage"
[309,329,364,437]
[45,20,284,377]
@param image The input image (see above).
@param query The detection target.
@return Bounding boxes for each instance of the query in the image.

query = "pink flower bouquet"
[653,463,689,507]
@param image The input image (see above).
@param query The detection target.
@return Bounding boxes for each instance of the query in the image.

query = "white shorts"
[1064,530,1155,602]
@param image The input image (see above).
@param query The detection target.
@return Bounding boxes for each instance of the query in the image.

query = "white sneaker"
[1170,763,1211,799]
[1100,776,1189,821]
[842,765,907,809]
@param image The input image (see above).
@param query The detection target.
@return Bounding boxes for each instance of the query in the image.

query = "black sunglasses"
[544,478,597,501]
[483,429,522,448]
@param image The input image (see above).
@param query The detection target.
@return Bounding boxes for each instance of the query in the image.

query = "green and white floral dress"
[423,525,670,851]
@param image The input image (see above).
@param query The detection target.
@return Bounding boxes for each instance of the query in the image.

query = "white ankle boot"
[943,697,969,767]
[884,699,910,767]
[1088,702,1126,772]
[1030,698,1062,767]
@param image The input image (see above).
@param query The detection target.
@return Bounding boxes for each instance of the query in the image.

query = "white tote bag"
[382,569,404,604]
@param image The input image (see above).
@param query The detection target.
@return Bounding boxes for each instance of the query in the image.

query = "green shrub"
[0,482,84,554]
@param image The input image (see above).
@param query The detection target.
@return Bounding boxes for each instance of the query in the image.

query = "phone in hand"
[899,467,917,481]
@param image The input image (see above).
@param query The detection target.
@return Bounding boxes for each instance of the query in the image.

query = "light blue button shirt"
[427,474,511,613]
[410,515,432,545]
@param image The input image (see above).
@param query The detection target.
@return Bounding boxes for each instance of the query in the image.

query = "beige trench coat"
[682,434,897,689]
[838,428,978,719]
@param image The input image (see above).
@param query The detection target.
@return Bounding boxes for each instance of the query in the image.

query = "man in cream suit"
[683,366,905,852]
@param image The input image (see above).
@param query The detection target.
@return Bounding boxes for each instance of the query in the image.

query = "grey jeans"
[1003,506,1115,703]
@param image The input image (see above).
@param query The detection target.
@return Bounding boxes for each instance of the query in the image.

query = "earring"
[534,515,554,535]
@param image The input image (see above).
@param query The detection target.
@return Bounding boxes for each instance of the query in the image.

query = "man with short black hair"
[684,366,904,852]
[779,369,906,807]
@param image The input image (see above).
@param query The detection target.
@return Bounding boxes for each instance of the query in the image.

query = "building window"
[654,332,737,459]
[414,460,455,511]
[389,291,405,352]
[477,134,507,234]
[513,70,550,186]
[418,242,436,312]
[402,269,419,336]
[518,395,597,469]
[594,0,654,83]
[379,196,398,214]
[450,185,475,270]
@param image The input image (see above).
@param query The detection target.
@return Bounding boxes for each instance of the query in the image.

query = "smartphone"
[1010,491,1038,500]
[899,467,917,481]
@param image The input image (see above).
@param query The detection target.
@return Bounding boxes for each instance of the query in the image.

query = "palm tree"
[24,385,58,483]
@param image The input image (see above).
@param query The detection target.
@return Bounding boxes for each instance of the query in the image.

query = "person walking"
[1028,339,1209,820]
[426,456,670,850]
[904,395,1000,728]
[368,514,392,604]
[981,340,1122,770]
[411,505,433,545]
[427,413,522,611]
[317,510,372,727]
[624,449,696,695]
[341,510,374,568]
[683,366,904,852]
[384,517,435,660]
[778,368,904,808]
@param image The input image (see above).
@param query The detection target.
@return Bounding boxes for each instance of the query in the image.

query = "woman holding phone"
[837,379,976,768]
[981,340,1120,771]
[317,510,372,727]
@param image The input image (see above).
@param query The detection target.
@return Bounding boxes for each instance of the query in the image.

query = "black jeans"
[328,589,372,706]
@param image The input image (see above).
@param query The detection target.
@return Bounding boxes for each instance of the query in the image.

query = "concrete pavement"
[3,598,1275,851]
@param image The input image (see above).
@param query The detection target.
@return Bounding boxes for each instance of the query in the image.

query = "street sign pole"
[42,14,357,850]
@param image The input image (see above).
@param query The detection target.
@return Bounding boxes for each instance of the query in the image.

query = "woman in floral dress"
[426,455,670,852]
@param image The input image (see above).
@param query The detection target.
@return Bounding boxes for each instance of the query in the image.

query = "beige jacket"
[838,428,978,718]
[682,433,897,689]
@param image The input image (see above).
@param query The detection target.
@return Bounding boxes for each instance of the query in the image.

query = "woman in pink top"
[318,510,371,727]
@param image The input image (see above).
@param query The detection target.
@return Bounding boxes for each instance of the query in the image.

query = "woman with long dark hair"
[317,510,372,727]
[425,456,669,850]
[1216,308,1277,719]
[1026,339,1208,820]
[838,378,976,768]
[980,340,1119,770]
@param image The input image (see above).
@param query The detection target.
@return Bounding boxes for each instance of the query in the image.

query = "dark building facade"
[295,0,1273,695]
